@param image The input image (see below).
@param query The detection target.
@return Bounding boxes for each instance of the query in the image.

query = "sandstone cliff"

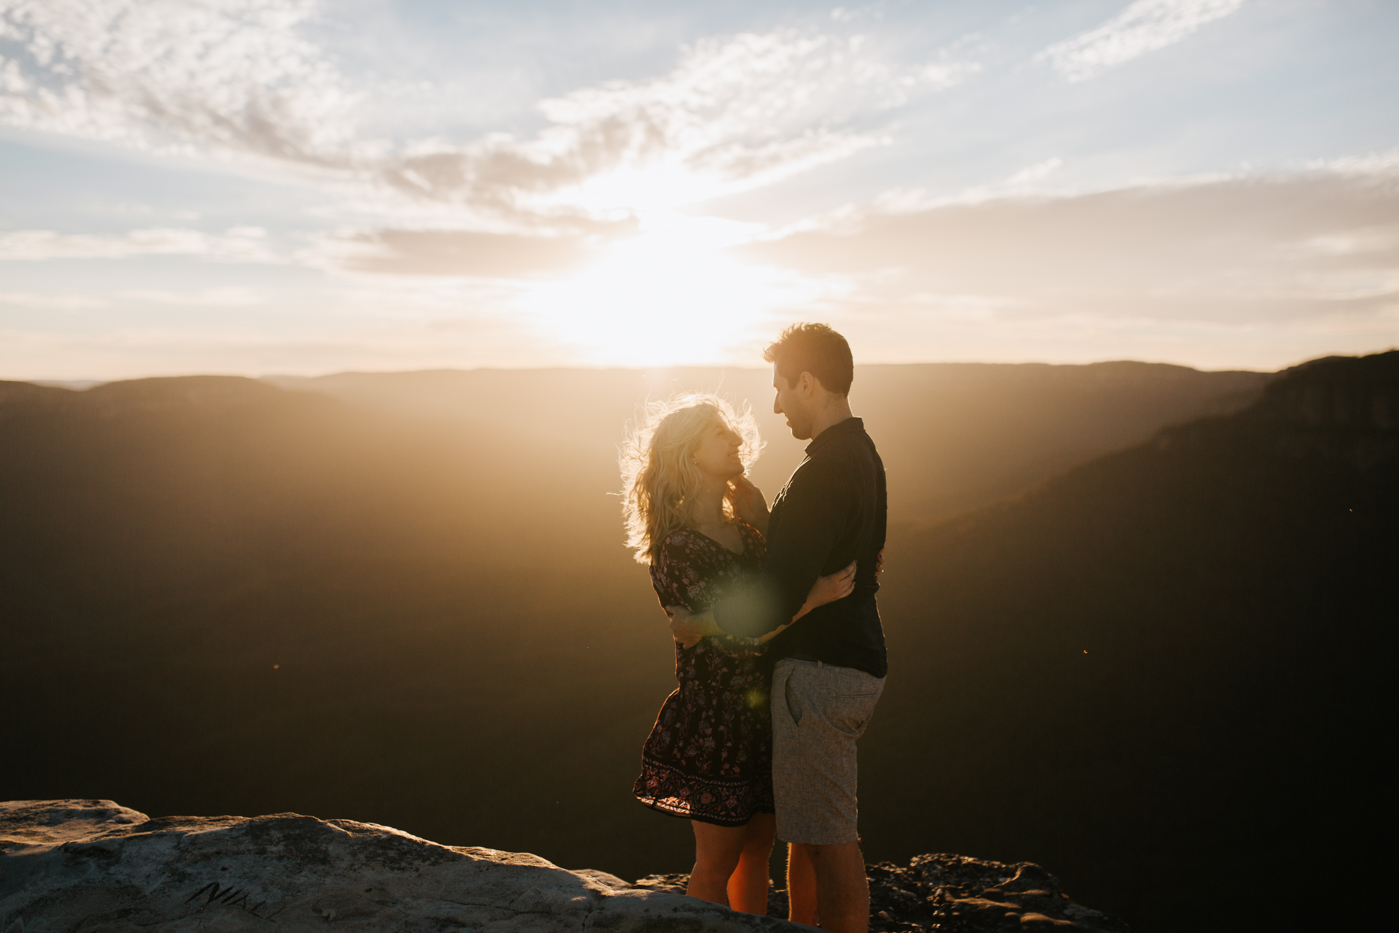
[1,800,1126,932]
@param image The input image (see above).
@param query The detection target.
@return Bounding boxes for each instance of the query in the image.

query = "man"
[670,323,888,933]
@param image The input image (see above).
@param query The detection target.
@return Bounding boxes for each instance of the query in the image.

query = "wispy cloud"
[1038,0,1246,82]
[381,29,977,223]
[0,0,357,163]
[0,3,977,228]
[300,229,593,279]
[113,287,272,307]
[1306,147,1399,179]
[0,290,108,310]
[0,227,278,262]
[742,171,1399,348]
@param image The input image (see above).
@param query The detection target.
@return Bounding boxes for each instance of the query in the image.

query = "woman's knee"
[693,823,746,871]
[741,835,774,855]
[695,848,743,878]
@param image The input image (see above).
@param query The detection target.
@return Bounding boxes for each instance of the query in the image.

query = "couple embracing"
[620,324,888,933]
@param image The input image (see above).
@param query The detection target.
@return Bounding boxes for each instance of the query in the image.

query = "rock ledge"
[1,800,1127,932]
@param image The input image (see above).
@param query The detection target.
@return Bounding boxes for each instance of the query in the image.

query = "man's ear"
[798,371,816,398]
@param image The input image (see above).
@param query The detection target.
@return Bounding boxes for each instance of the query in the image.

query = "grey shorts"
[771,658,885,845]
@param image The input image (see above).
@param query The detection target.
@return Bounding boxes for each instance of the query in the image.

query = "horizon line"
[20,349,1399,389]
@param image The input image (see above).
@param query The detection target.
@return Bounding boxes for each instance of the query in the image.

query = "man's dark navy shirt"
[712,416,888,678]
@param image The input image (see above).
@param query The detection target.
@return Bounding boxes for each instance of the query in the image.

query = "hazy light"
[558,164,725,218]
[520,214,818,367]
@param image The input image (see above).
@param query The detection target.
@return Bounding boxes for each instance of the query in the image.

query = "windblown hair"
[764,322,854,396]
[619,394,763,565]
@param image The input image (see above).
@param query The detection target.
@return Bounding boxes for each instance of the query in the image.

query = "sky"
[1,0,1396,380]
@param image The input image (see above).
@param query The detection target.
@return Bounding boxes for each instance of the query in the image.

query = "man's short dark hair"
[763,323,854,396]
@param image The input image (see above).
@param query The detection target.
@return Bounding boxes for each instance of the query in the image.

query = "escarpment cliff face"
[866,351,1397,932]
[1,800,1128,933]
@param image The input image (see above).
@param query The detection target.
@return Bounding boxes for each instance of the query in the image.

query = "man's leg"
[797,841,869,933]
[770,660,884,931]
[786,841,817,925]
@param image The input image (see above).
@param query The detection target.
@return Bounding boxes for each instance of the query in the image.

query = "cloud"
[741,171,1399,344]
[381,29,977,222]
[1307,147,1399,179]
[0,4,977,226]
[0,290,107,310]
[1038,0,1246,82]
[0,0,357,163]
[0,227,279,262]
[112,287,271,307]
[1005,158,1064,187]
[303,229,594,279]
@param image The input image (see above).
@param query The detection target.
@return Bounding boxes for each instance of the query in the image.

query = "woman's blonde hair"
[620,394,763,565]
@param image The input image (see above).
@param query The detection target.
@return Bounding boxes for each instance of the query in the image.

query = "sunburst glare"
[520,215,823,367]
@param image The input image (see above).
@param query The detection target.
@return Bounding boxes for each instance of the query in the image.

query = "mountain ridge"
[866,350,1395,931]
[2,354,1392,932]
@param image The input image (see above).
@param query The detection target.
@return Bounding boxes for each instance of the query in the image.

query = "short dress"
[633,521,776,826]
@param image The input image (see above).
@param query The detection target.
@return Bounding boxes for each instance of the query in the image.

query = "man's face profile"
[772,364,812,440]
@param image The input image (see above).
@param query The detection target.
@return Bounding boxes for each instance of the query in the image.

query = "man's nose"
[773,393,782,414]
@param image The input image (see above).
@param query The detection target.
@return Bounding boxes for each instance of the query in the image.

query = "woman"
[619,394,855,914]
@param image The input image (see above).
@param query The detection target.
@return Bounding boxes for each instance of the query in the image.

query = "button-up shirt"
[712,416,888,678]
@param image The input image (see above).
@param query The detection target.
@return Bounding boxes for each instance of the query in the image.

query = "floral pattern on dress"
[633,520,775,826]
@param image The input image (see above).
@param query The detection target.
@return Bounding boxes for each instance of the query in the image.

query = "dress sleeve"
[649,533,694,611]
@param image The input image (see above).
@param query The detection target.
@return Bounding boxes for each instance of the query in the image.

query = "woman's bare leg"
[786,842,818,925]
[688,821,747,906]
[725,813,776,913]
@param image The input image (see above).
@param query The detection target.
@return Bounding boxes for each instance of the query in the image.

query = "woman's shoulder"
[652,526,700,570]
[650,528,704,594]
[659,526,699,550]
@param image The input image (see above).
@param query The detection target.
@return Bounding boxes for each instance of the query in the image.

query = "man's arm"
[669,557,858,646]
[710,461,851,639]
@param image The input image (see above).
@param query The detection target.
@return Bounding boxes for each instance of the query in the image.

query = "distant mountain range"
[265,361,1268,524]
[1,356,1391,932]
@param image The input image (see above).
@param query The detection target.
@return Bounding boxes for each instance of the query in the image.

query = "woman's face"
[691,418,744,482]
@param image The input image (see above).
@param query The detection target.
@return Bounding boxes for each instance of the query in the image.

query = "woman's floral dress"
[633,521,775,826]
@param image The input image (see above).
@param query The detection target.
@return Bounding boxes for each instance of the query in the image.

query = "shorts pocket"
[824,683,882,738]
[784,670,804,727]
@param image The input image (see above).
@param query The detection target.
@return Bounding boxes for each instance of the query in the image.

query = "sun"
[519,214,818,367]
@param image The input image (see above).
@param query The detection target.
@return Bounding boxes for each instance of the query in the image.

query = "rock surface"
[0,800,793,932]
[639,856,1130,933]
[1,801,1128,932]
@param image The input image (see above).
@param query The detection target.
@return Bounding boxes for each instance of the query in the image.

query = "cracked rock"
[2,801,1127,932]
